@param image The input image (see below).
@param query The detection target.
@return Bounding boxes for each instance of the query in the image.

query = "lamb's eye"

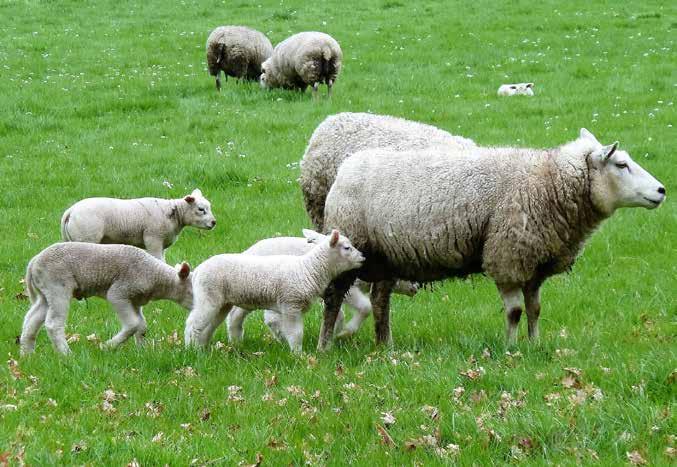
[342,246,350,251]
[198,207,206,214]
[615,162,628,170]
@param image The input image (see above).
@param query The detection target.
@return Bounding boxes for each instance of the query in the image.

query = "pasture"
[0,0,675,464]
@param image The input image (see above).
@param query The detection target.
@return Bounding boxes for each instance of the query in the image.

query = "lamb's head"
[581,128,666,214]
[173,262,193,309]
[259,61,270,88]
[182,189,217,230]
[393,280,420,297]
[305,229,364,274]
[498,82,534,96]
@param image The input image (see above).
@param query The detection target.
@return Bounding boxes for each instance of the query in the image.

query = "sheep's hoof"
[335,329,356,340]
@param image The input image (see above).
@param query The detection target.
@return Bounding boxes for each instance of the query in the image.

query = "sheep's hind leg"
[371,280,395,346]
[105,298,141,349]
[43,293,72,355]
[523,279,543,341]
[277,307,304,353]
[227,306,251,344]
[318,271,358,351]
[134,308,147,346]
[327,79,334,97]
[497,284,524,346]
[20,295,49,355]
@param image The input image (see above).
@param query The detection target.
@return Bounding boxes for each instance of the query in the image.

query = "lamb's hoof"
[335,329,356,340]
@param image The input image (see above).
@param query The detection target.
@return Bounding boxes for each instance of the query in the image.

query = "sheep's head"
[259,61,270,88]
[174,262,193,309]
[498,82,534,96]
[182,189,217,230]
[582,128,665,214]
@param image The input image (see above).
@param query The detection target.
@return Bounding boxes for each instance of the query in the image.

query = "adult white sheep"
[185,230,364,353]
[317,129,666,349]
[299,112,477,230]
[259,32,342,97]
[225,231,419,344]
[206,26,273,90]
[20,243,193,355]
[61,189,216,261]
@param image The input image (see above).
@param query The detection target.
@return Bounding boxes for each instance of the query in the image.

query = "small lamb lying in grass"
[497,83,534,96]
[226,230,419,344]
[185,230,364,352]
[60,189,216,261]
[20,243,193,355]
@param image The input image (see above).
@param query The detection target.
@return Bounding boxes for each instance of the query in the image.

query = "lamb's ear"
[184,195,195,204]
[329,229,339,247]
[580,128,600,144]
[601,142,619,161]
[302,229,324,244]
[191,188,202,198]
[177,262,191,279]
[526,82,534,88]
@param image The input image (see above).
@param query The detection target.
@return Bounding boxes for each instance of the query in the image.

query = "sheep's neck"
[170,199,188,231]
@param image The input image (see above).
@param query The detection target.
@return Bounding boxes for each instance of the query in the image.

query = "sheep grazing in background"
[299,112,477,230]
[61,189,216,261]
[20,243,193,355]
[260,32,342,97]
[185,230,364,353]
[317,129,665,349]
[225,231,419,344]
[206,26,273,90]
[497,83,534,96]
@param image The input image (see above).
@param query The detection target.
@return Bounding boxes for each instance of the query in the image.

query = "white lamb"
[497,83,534,96]
[185,230,364,352]
[60,189,216,261]
[20,242,193,355]
[225,231,419,344]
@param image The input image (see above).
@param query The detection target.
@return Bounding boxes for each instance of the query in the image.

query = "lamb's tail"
[24,258,39,304]
[60,209,72,241]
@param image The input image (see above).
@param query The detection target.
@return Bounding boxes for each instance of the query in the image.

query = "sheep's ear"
[329,230,339,247]
[601,142,619,161]
[177,262,191,279]
[302,229,324,244]
[191,188,202,197]
[526,82,534,88]
[184,195,195,204]
[580,128,600,144]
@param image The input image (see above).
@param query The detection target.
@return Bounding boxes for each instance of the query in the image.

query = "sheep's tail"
[24,258,39,304]
[60,209,72,241]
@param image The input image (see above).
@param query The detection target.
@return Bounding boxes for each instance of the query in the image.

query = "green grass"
[1,0,675,464]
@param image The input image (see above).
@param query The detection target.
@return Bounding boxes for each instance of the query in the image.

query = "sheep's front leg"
[497,284,524,346]
[318,271,358,351]
[523,280,543,340]
[277,307,304,353]
[185,300,225,348]
[215,70,222,91]
[143,233,165,262]
[105,298,141,349]
[371,280,395,346]
[227,306,251,344]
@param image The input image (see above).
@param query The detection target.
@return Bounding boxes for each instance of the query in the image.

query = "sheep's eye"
[510,86,517,90]
[615,162,628,170]
[198,207,206,214]
[342,246,350,251]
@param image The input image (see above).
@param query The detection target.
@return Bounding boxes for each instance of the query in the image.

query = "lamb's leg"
[134,308,147,346]
[203,305,231,344]
[277,307,304,353]
[215,70,221,91]
[337,286,371,339]
[371,280,395,346]
[497,284,524,346]
[327,79,334,97]
[523,280,543,341]
[318,271,358,351]
[227,306,251,344]
[143,234,165,262]
[105,298,141,349]
[263,310,285,341]
[43,293,72,355]
[20,295,48,355]
[312,82,319,100]
[185,300,222,347]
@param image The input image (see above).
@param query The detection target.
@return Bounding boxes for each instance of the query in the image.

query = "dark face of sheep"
[583,129,666,213]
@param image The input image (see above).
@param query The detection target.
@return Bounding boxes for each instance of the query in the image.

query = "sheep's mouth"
[643,196,661,207]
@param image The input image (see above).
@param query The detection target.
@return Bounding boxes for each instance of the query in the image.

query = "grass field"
[1,0,675,464]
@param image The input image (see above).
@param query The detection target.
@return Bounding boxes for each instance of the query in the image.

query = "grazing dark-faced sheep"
[316,129,665,349]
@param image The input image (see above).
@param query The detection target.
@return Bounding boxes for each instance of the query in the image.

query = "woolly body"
[260,32,342,94]
[299,112,477,230]
[20,242,192,355]
[206,26,273,89]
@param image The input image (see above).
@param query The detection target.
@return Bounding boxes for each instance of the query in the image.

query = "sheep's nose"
[657,187,665,195]
[211,220,217,227]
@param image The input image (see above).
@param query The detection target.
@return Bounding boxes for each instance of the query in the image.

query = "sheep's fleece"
[299,112,477,230]
[322,129,665,345]
[206,26,273,87]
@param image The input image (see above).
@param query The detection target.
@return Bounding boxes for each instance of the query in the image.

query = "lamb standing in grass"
[61,189,216,261]
[185,230,364,352]
[206,26,273,90]
[20,243,193,355]
[317,129,666,349]
[299,112,477,230]
[260,32,342,97]
[225,231,418,344]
